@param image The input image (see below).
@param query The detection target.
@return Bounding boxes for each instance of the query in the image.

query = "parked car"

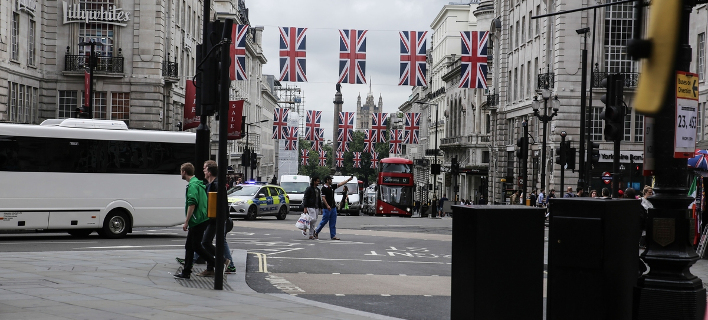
[227,184,289,220]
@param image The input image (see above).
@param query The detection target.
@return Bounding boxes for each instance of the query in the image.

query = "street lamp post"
[78,39,103,118]
[532,90,560,192]
[415,100,439,216]
[243,119,268,181]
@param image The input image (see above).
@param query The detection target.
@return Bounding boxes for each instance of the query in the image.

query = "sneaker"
[175,257,185,266]
[302,230,307,236]
[223,259,231,274]
[313,232,319,239]
[173,272,190,280]
[225,266,236,274]
[196,270,215,277]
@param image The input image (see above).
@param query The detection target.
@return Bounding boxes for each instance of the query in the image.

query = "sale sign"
[183,80,199,130]
[227,100,245,140]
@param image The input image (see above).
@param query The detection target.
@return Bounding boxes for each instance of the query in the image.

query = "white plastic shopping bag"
[295,212,311,230]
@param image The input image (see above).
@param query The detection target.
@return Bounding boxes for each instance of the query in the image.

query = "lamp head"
[576,27,590,35]
[532,96,541,111]
[560,131,567,137]
[541,89,551,100]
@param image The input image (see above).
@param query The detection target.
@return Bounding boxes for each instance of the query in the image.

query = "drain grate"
[173,267,233,291]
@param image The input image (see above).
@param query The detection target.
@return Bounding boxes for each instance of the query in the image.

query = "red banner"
[228,100,245,140]
[84,71,90,107]
[183,80,199,130]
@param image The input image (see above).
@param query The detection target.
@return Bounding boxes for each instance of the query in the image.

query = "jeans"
[183,220,215,275]
[316,207,337,239]
[195,219,235,268]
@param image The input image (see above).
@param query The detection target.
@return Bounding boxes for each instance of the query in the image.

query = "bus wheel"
[68,230,93,237]
[99,210,129,238]
[276,206,287,220]
[246,206,258,221]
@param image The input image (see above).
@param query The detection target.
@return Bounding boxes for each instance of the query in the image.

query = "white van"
[280,175,310,213]
[332,176,361,216]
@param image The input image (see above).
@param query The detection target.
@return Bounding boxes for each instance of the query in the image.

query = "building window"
[604,2,636,73]
[635,113,644,143]
[11,13,19,61]
[521,17,526,43]
[515,21,519,47]
[520,65,525,99]
[698,33,705,80]
[624,112,632,141]
[111,92,130,125]
[507,70,511,102]
[93,92,108,119]
[591,107,603,141]
[28,19,35,66]
[9,83,18,121]
[59,91,78,118]
[9,83,37,123]
[79,0,116,56]
[513,68,518,101]
[510,25,514,49]
[697,103,704,141]
[527,63,532,96]
[529,11,533,40]
[507,151,515,179]
[536,5,541,36]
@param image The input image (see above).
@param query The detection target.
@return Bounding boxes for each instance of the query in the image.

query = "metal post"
[635,0,706,317]
[214,18,233,290]
[195,0,211,180]
[586,8,597,192]
[521,121,528,205]
[541,98,548,192]
[578,33,588,190]
[560,132,566,196]
[88,42,95,118]
[435,103,439,202]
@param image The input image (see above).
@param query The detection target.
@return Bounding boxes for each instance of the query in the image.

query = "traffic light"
[566,146,576,170]
[431,163,441,175]
[451,157,459,175]
[555,145,565,166]
[199,21,224,116]
[241,148,250,167]
[250,151,258,170]
[516,137,525,159]
[590,142,600,164]
[600,74,625,142]
[629,0,681,115]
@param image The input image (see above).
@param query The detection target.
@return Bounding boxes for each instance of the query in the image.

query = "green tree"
[298,138,332,179]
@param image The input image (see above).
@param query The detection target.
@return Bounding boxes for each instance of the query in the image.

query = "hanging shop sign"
[674,71,699,158]
[62,1,132,27]
[18,0,38,16]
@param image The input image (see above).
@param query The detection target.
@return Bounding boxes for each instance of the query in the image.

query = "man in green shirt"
[174,163,215,279]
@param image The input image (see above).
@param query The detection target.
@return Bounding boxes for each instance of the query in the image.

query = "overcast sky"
[248,0,456,141]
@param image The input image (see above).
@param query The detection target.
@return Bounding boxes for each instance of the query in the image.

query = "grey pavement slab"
[0,249,403,320]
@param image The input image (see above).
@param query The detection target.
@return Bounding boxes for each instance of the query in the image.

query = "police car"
[227,183,289,220]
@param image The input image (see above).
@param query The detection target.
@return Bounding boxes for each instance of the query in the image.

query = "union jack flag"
[389,129,403,154]
[311,141,323,152]
[314,128,325,141]
[335,151,344,168]
[284,126,298,150]
[399,31,428,87]
[305,110,322,141]
[338,29,367,84]
[301,149,309,166]
[279,27,307,82]
[370,152,379,168]
[459,31,489,89]
[318,150,327,166]
[371,113,388,143]
[337,141,350,152]
[353,152,362,168]
[272,108,289,140]
[404,112,420,144]
[230,24,249,81]
[338,112,355,142]
[363,129,375,153]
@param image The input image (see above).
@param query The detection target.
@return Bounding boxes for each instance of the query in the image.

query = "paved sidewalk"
[0,249,402,320]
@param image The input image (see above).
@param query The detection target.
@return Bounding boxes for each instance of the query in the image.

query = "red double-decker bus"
[376,157,414,216]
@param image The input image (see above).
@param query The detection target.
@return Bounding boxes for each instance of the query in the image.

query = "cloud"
[248,0,454,141]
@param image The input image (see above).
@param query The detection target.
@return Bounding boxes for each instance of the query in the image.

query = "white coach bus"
[0,119,195,238]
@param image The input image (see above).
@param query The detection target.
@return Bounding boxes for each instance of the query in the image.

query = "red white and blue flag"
[314,127,325,142]
[318,150,327,166]
[336,151,344,168]
[279,27,307,82]
[370,152,379,168]
[337,142,350,152]
[389,129,403,154]
[311,141,323,152]
[284,126,298,150]
[459,31,489,89]
[353,152,362,168]
[305,110,322,141]
[272,108,289,140]
[338,29,367,84]
[301,149,309,166]
[399,31,428,86]
[371,112,388,143]
[404,112,420,144]
[338,112,355,142]
[363,129,375,153]
[230,24,249,81]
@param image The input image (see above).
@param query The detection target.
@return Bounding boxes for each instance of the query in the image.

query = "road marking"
[381,294,391,296]
[253,252,268,273]
[264,274,304,293]
[266,256,449,265]
[424,295,433,297]
[77,245,183,249]
[332,273,340,275]
[399,274,407,276]
[0,241,98,245]
[335,294,345,296]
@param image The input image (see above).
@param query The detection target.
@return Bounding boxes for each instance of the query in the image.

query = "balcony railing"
[163,61,179,78]
[591,72,640,88]
[441,134,491,146]
[486,94,498,106]
[537,72,554,90]
[64,54,124,73]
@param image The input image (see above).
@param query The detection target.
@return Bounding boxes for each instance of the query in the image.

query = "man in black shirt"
[315,175,353,240]
[302,175,322,239]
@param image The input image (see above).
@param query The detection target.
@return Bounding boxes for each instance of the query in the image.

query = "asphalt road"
[0,214,453,320]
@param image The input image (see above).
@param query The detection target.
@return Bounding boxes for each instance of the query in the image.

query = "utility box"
[451,205,545,320]
[546,198,642,320]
